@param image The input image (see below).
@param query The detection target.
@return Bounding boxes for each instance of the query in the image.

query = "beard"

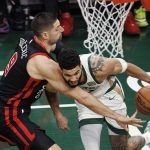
[50,34,62,45]
[65,80,79,88]
[63,71,83,88]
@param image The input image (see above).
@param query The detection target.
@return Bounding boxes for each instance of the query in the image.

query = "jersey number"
[4,52,18,77]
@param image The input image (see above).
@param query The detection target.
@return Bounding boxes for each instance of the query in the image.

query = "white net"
[77,0,134,57]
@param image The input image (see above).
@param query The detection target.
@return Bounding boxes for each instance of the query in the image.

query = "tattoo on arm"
[91,58,104,72]
[92,63,102,72]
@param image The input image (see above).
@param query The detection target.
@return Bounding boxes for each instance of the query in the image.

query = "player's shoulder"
[102,58,120,66]
[35,55,57,66]
[28,55,60,79]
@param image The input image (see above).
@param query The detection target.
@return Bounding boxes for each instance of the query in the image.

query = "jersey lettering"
[35,85,46,99]
[87,81,97,86]
[4,52,18,77]
[19,38,28,59]
[81,86,98,93]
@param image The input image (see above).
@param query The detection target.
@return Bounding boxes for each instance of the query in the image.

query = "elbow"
[76,93,95,108]
[77,94,88,105]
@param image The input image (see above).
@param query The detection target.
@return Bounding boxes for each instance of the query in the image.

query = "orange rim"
[96,0,138,4]
[112,0,137,4]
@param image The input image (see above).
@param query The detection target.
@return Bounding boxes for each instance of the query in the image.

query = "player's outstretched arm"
[90,55,150,83]
[27,56,144,128]
[125,63,150,83]
[101,58,150,83]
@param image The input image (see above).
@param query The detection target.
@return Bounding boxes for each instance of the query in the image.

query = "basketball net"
[77,0,135,57]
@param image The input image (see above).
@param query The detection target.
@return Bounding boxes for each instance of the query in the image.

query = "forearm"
[82,94,121,120]
[45,90,62,116]
[66,87,121,121]
[45,90,69,130]
[125,63,150,83]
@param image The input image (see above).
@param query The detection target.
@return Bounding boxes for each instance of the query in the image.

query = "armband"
[116,58,128,73]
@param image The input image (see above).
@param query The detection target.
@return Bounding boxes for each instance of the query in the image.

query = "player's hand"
[116,115,144,131]
[128,110,146,127]
[55,114,70,131]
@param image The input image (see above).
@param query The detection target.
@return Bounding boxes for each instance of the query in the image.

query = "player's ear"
[41,31,49,40]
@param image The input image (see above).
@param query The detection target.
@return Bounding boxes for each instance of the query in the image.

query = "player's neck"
[34,36,55,53]
[44,43,56,53]
[39,40,54,53]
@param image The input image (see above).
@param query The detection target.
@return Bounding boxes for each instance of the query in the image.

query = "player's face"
[48,19,64,44]
[62,65,82,88]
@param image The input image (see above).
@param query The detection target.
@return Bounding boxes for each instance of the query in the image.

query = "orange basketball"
[135,86,150,116]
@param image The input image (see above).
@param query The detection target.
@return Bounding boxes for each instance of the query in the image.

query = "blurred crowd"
[0,0,74,37]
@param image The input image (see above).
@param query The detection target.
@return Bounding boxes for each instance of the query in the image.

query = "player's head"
[31,12,64,44]
[58,48,82,88]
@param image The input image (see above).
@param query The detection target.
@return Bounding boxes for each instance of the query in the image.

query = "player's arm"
[45,86,69,131]
[27,55,144,127]
[125,63,150,83]
[90,55,127,80]
[104,58,150,84]
[111,59,150,83]
[90,55,150,83]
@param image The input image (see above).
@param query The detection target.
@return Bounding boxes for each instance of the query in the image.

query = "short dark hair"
[58,48,80,70]
[31,12,57,37]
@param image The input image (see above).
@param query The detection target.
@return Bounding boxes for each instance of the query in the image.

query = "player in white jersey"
[127,121,150,150]
[57,49,150,150]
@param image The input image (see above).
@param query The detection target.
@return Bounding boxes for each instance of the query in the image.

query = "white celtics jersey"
[79,54,115,97]
[75,54,126,121]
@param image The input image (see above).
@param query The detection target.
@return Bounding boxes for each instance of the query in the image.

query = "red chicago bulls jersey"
[0,31,50,108]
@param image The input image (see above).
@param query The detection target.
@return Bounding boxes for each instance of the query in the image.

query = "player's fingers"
[62,126,70,132]
[131,110,138,118]
[65,126,70,131]
[59,124,70,130]
[131,124,143,128]
[130,118,145,123]
[128,118,144,127]
[123,125,129,132]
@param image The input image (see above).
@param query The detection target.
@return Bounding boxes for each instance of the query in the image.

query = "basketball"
[135,86,150,115]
